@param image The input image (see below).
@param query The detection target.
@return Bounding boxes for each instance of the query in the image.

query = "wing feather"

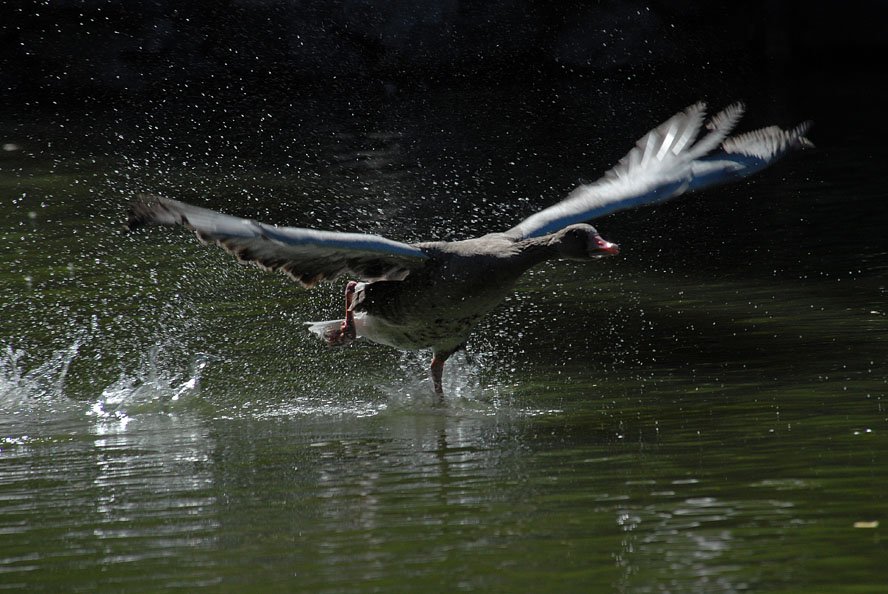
[507,102,811,239]
[127,194,428,286]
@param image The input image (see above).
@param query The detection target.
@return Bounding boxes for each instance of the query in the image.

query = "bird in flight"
[127,102,810,396]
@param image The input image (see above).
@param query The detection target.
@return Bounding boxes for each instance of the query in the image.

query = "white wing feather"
[507,102,811,239]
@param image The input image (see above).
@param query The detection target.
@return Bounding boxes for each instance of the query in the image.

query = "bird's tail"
[306,319,344,340]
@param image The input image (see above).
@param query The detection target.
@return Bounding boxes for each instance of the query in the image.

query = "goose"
[127,102,811,395]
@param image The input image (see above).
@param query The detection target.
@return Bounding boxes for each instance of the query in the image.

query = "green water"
[1,85,887,592]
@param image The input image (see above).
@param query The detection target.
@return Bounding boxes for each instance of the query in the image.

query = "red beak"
[594,235,620,255]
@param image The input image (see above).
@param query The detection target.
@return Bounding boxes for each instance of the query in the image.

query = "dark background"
[2,1,885,122]
[1,0,885,259]
[3,0,886,284]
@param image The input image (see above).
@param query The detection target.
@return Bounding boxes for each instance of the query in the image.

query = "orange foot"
[324,281,358,347]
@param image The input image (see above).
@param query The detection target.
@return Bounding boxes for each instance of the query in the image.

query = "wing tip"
[125,193,187,232]
[721,119,814,160]
[793,120,815,149]
[706,101,745,132]
[687,100,708,117]
[125,193,159,231]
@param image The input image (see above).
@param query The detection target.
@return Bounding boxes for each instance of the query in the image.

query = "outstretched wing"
[506,102,812,240]
[127,194,429,287]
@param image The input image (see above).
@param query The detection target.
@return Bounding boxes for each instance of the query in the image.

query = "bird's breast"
[354,311,486,351]
[353,264,518,351]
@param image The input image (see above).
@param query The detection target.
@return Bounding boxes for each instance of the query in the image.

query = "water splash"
[253,396,387,420]
[1,336,214,426]
[1,328,539,425]
[376,349,512,415]
[90,346,215,420]
[0,341,82,410]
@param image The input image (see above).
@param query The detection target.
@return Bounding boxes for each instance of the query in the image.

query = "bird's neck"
[513,234,565,269]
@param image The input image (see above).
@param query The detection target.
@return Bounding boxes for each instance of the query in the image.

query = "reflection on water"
[1,333,886,591]
[2,79,888,590]
[614,493,797,592]
[0,369,219,590]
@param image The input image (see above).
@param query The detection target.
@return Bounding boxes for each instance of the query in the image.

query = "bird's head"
[550,224,620,261]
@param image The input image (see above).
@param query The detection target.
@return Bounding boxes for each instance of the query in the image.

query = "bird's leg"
[456,342,473,365]
[430,347,456,400]
[323,281,358,347]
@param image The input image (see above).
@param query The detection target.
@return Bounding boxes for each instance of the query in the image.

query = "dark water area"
[2,23,887,592]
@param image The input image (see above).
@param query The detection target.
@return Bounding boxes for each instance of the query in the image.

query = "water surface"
[1,80,887,591]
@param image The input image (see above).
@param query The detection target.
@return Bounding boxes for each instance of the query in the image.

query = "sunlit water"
[2,78,887,592]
